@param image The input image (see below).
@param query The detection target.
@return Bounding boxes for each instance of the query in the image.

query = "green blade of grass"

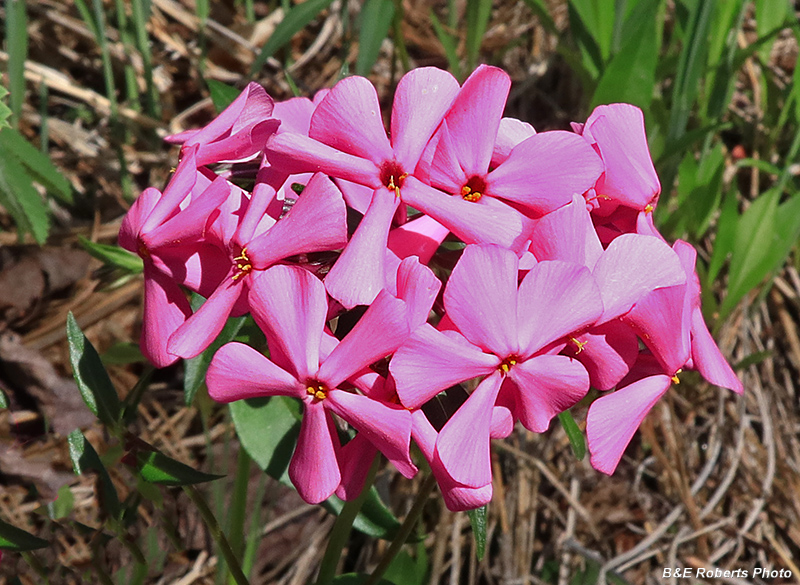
[355,0,395,76]
[0,145,49,243]
[0,127,73,204]
[4,0,28,129]
[430,10,462,80]
[131,0,160,117]
[465,0,492,72]
[250,0,336,75]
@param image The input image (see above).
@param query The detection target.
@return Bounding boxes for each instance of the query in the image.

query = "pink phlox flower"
[207,264,415,504]
[529,194,686,389]
[119,146,231,367]
[167,172,348,359]
[165,82,279,165]
[266,68,461,308]
[622,239,743,394]
[490,117,536,167]
[391,244,604,488]
[404,66,603,252]
[574,104,660,216]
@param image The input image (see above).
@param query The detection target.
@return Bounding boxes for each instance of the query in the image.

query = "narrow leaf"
[67,312,122,428]
[465,0,493,72]
[183,315,246,406]
[558,410,586,460]
[251,0,335,74]
[356,0,395,76]
[0,519,48,552]
[136,450,223,486]
[467,505,487,560]
[68,429,122,519]
[429,10,462,79]
[5,0,28,127]
[707,186,738,284]
[0,149,49,243]
[0,86,13,128]
[78,236,143,273]
[207,79,241,114]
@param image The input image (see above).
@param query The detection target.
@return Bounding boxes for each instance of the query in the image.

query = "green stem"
[183,484,250,585]
[364,474,437,585]
[315,455,381,585]
[227,448,251,584]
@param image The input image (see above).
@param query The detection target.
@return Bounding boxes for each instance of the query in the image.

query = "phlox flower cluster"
[121,66,743,511]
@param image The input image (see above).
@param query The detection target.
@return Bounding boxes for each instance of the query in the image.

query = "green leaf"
[719,188,779,318]
[328,574,395,585]
[136,450,223,486]
[0,127,72,204]
[755,0,790,63]
[467,505,487,560]
[184,316,246,406]
[207,79,241,114]
[78,236,143,273]
[519,0,558,35]
[5,0,28,127]
[231,396,403,539]
[355,0,394,76]
[0,145,49,243]
[0,519,48,552]
[569,0,615,62]
[68,429,122,519]
[429,11,462,80]
[707,186,738,284]
[0,86,12,128]
[384,543,428,585]
[0,388,7,409]
[558,410,586,460]
[47,484,75,520]
[101,342,146,365]
[465,0,493,72]
[66,312,122,428]
[250,0,336,74]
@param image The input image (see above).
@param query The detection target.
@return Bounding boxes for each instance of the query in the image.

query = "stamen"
[570,337,588,354]
[644,204,654,213]
[461,175,487,202]
[671,368,682,385]
[499,356,518,374]
[379,160,407,198]
[232,248,253,281]
[306,381,328,401]
[137,241,151,260]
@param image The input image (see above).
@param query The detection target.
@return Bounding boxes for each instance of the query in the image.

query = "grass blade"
[430,10,462,79]
[0,145,49,243]
[5,0,28,128]
[356,0,395,76]
[465,0,492,72]
[0,127,73,203]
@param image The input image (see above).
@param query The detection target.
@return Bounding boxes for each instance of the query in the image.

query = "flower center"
[570,337,588,354]
[306,380,329,401]
[232,248,253,281]
[379,160,407,197]
[461,175,487,202]
[137,240,151,260]
[671,369,682,384]
[498,355,518,374]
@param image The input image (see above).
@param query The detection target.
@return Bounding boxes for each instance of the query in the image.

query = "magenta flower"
[391,244,604,488]
[266,68,460,307]
[207,265,415,504]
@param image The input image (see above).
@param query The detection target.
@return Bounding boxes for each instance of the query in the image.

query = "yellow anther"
[671,369,682,384]
[461,185,483,202]
[499,356,518,374]
[232,248,253,281]
[644,204,654,213]
[571,337,588,354]
[306,382,328,401]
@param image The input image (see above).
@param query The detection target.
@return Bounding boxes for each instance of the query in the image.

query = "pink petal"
[335,178,375,214]
[690,309,743,393]
[516,261,603,357]
[206,342,302,402]
[491,117,536,167]
[436,372,503,488]
[248,265,326,380]
[529,193,603,269]
[387,214,450,264]
[508,355,589,432]
[247,173,347,268]
[563,321,639,391]
[444,244,520,355]
[317,290,409,388]
[390,324,500,409]
[309,76,393,164]
[142,146,200,233]
[395,257,441,329]
[273,96,315,136]
[585,104,660,210]
[335,435,378,501]
[119,187,160,251]
[402,177,533,251]
[140,263,192,368]
[327,391,416,478]
[290,403,342,504]
[325,188,399,309]
[592,234,686,323]
[167,275,243,359]
[487,131,603,215]
[441,65,510,176]
[193,119,279,165]
[427,124,467,193]
[187,82,274,146]
[586,374,672,474]
[266,132,381,187]
[390,67,460,172]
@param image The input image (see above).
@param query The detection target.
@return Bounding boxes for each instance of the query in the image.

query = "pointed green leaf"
[558,410,586,460]
[68,430,122,519]
[429,11,461,79]
[467,505,487,560]
[707,186,739,284]
[66,312,122,428]
[251,0,335,74]
[47,484,75,520]
[465,0,492,72]
[384,542,428,585]
[207,79,241,114]
[356,0,394,76]
[136,450,223,486]
[0,519,48,552]
[5,0,28,127]
[0,147,49,243]
[0,86,12,128]
[755,0,790,63]
[0,388,7,409]
[184,315,246,406]
[0,127,72,203]
[78,236,143,273]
